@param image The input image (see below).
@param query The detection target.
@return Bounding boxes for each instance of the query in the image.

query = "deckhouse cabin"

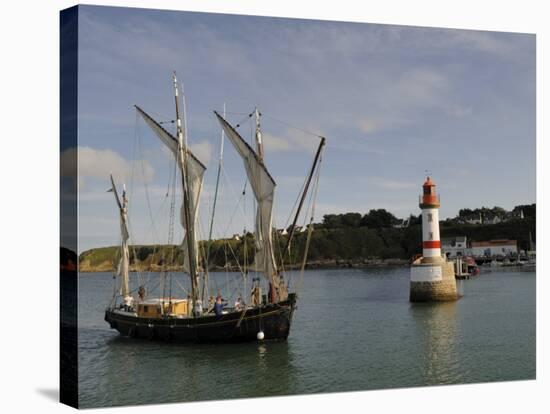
[137,298,189,318]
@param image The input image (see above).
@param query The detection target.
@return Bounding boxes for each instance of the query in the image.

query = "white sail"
[178,152,205,274]
[135,105,206,273]
[109,175,130,300]
[214,112,278,289]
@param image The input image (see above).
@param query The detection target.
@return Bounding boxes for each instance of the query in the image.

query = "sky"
[68,5,536,253]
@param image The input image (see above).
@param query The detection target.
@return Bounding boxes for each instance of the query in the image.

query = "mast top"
[173,71,179,96]
[254,107,264,162]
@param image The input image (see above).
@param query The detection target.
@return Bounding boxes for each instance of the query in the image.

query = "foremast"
[109,174,132,306]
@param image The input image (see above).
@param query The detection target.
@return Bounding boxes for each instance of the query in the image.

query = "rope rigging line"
[124,104,203,304]
[111,111,152,299]
[261,112,325,140]
[212,107,324,302]
[165,153,178,302]
[232,110,255,130]
[189,158,251,289]
[121,103,325,309]
[285,164,317,288]
[272,217,288,279]
[296,148,324,294]
[203,115,224,302]
[133,110,178,303]
[282,167,310,231]
[133,117,168,274]
[219,110,253,116]
[220,166,252,237]
[158,119,176,125]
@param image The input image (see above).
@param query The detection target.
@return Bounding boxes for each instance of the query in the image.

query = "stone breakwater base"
[410,257,458,302]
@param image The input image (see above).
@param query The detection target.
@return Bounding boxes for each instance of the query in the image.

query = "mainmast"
[252,108,280,302]
[109,174,131,305]
[173,72,200,313]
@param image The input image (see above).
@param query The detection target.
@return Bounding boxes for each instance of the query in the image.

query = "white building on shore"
[470,239,518,257]
[441,236,469,258]
[442,237,519,258]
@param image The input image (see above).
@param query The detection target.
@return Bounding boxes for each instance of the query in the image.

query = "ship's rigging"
[105,72,325,343]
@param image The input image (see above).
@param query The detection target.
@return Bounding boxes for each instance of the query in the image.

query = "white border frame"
[1,1,546,413]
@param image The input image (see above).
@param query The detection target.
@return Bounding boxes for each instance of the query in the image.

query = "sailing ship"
[104,72,325,343]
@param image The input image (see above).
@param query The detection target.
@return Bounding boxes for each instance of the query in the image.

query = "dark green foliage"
[321,214,343,229]
[284,225,421,261]
[360,209,398,228]
[341,212,362,227]
[80,203,536,269]
[408,214,421,226]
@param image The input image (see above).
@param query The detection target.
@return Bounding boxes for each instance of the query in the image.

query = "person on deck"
[186,295,193,317]
[251,285,261,307]
[234,297,243,311]
[137,285,146,302]
[278,274,288,302]
[214,295,224,316]
[194,299,203,317]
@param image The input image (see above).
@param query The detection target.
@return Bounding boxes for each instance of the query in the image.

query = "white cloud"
[396,67,449,106]
[262,130,321,153]
[190,140,213,166]
[60,146,154,189]
[368,177,417,190]
[445,30,532,61]
[357,119,379,134]
[446,105,473,118]
[263,133,292,152]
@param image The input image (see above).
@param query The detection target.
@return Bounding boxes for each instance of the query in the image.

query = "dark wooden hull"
[104,293,297,343]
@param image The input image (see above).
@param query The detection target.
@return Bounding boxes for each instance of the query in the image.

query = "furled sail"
[109,175,130,300]
[135,105,206,273]
[214,112,279,295]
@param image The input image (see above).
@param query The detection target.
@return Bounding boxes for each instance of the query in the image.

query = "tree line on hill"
[319,204,535,230]
[79,204,535,271]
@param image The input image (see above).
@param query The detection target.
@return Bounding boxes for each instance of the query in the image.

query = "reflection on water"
[410,302,462,385]
[78,268,535,408]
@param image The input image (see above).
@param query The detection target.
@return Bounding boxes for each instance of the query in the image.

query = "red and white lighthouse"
[410,176,457,302]
[419,177,441,259]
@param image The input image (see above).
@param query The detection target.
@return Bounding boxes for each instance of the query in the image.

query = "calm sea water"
[78,267,535,408]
